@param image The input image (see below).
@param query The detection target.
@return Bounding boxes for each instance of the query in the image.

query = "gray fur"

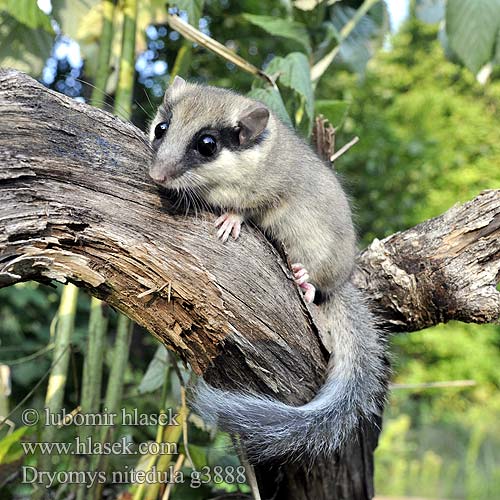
[193,284,387,462]
[149,79,388,463]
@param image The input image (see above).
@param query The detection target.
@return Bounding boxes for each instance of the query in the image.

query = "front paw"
[215,212,244,242]
[291,263,316,304]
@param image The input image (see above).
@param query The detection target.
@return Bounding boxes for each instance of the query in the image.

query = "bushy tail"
[191,283,389,463]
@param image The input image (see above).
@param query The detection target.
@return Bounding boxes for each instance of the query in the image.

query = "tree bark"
[354,190,500,332]
[0,69,499,500]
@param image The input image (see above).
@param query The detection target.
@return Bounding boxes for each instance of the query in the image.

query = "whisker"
[76,77,155,121]
[143,87,156,119]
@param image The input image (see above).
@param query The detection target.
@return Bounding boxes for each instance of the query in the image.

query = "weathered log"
[1,69,499,500]
[354,190,500,332]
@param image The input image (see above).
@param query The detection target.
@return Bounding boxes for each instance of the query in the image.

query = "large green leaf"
[265,52,314,129]
[138,345,169,394]
[446,0,500,73]
[51,0,99,41]
[0,0,53,31]
[247,86,293,127]
[315,99,350,128]
[242,13,311,53]
[496,23,500,64]
[51,0,116,84]
[329,2,388,75]
[0,13,53,76]
[416,0,445,24]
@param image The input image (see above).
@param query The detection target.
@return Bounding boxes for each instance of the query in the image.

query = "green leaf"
[496,24,500,64]
[0,426,28,464]
[181,443,209,469]
[138,346,169,394]
[416,0,446,24]
[174,0,204,25]
[265,52,314,130]
[51,0,99,41]
[242,13,311,53]
[446,0,500,74]
[247,87,293,127]
[0,13,53,77]
[315,99,350,128]
[330,2,387,75]
[0,0,53,32]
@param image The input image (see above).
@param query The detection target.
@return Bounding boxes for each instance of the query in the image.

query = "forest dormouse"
[148,76,388,463]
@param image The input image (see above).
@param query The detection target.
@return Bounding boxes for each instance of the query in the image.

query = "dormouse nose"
[149,158,182,185]
[149,163,167,184]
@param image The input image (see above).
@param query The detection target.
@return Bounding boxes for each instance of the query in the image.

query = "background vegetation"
[0,0,499,499]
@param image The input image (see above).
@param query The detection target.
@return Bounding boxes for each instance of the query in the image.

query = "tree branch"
[353,189,500,332]
[1,69,498,500]
[0,68,324,400]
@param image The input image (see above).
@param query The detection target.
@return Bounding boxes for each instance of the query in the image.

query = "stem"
[311,0,380,82]
[114,0,137,119]
[161,453,185,500]
[330,136,359,163]
[0,365,10,418]
[91,314,132,499]
[36,284,79,493]
[75,297,108,500]
[141,402,188,500]
[132,364,172,500]
[166,13,275,87]
[169,1,203,82]
[90,0,117,108]
[42,284,79,438]
[104,314,132,422]
[83,298,108,422]
[101,314,132,439]
[170,43,191,82]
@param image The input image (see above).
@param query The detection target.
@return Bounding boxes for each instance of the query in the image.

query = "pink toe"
[303,283,316,304]
[217,219,231,239]
[215,214,227,227]
[232,222,241,240]
[222,224,233,242]
[295,273,310,285]
[215,213,244,242]
[294,268,307,279]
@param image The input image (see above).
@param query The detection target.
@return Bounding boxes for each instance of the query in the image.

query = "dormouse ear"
[164,76,186,102]
[171,75,186,89]
[164,76,186,105]
[238,105,269,145]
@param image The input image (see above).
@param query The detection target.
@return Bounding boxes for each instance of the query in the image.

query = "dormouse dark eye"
[196,135,217,157]
[154,121,169,140]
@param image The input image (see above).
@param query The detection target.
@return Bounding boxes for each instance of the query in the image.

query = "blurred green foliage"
[0,1,499,499]
[320,19,500,241]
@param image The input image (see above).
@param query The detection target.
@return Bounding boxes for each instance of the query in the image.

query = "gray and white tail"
[191,282,388,463]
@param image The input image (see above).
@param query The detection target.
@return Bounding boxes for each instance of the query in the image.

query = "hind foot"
[291,263,316,304]
[215,212,243,242]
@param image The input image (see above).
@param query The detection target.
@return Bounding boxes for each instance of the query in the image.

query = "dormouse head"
[149,76,273,204]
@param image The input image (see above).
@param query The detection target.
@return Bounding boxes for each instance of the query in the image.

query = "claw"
[292,263,316,303]
[215,212,243,242]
